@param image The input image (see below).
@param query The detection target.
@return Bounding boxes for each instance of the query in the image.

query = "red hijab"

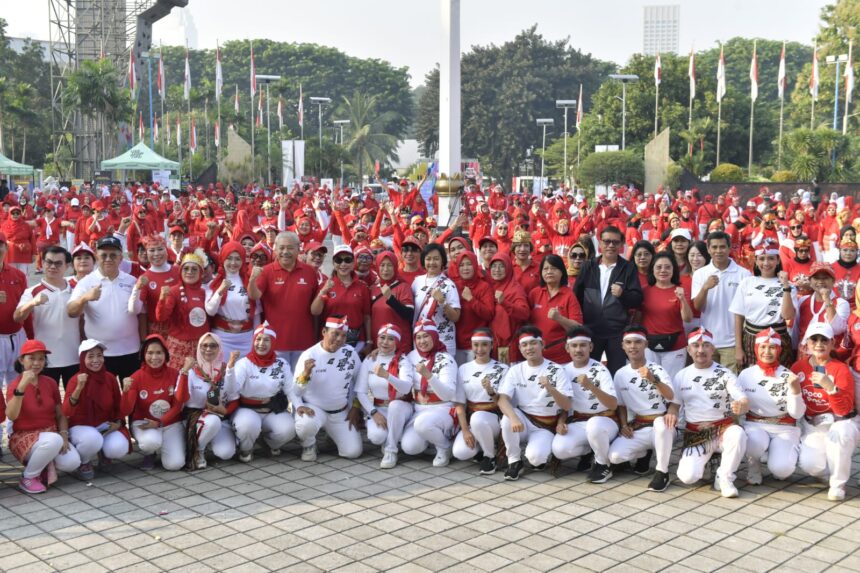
[375,251,401,286]
[451,251,485,291]
[247,322,277,368]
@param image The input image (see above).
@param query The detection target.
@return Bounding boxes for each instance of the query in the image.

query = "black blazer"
[573,255,643,338]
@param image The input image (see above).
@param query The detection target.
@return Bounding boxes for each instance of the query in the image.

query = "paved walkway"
[2,440,860,573]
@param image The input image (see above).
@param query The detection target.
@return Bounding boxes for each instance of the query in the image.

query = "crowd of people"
[0,177,857,502]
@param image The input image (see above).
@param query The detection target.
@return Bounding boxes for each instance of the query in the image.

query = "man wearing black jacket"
[574,226,643,374]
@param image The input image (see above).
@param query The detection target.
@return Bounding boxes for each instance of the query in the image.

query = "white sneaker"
[301,445,317,462]
[238,451,253,463]
[432,447,451,467]
[746,459,763,485]
[719,478,739,498]
[380,451,398,469]
[196,452,207,470]
[828,486,846,501]
[269,448,281,457]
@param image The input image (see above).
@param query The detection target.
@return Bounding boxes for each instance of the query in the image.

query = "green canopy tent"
[0,152,34,176]
[100,142,179,172]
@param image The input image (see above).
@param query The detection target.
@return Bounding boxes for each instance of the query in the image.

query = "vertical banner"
[281,140,295,188]
[294,140,306,181]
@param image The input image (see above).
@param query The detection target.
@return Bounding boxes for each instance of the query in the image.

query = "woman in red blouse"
[156,250,210,369]
[451,251,494,364]
[527,254,583,364]
[640,252,693,379]
[487,252,529,364]
[3,204,35,274]
[4,340,81,494]
[370,251,414,353]
[310,245,372,354]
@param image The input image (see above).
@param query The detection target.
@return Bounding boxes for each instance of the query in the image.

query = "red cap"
[402,235,421,249]
[304,241,327,254]
[20,339,51,357]
[169,226,185,235]
[809,262,836,280]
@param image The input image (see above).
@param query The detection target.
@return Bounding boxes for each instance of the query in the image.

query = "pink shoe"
[19,476,46,494]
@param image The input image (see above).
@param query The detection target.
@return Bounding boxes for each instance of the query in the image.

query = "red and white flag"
[810,43,820,101]
[157,50,165,100]
[654,52,661,87]
[214,121,220,147]
[250,42,257,98]
[234,85,240,114]
[688,47,696,100]
[846,41,855,105]
[190,118,197,153]
[777,41,787,100]
[183,46,191,101]
[138,111,144,141]
[750,40,758,103]
[277,98,283,129]
[128,50,136,98]
[215,44,223,102]
[154,115,159,141]
[298,84,304,127]
[716,45,726,103]
[575,83,583,130]
[256,89,263,127]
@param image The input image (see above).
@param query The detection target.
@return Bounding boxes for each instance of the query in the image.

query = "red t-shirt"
[528,285,584,364]
[791,358,855,417]
[6,376,60,431]
[255,261,320,351]
[321,275,372,340]
[370,281,414,353]
[138,267,182,324]
[63,371,122,427]
[641,283,692,350]
[0,264,27,335]
[120,365,182,426]
[513,259,541,296]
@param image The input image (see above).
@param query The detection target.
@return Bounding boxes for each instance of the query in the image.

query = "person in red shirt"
[63,339,131,481]
[33,203,69,273]
[131,235,181,339]
[311,244,372,354]
[371,251,414,354]
[791,322,859,501]
[5,340,81,494]
[3,204,35,275]
[527,254,584,364]
[487,252,530,364]
[450,251,494,364]
[832,239,860,309]
[511,230,541,295]
[156,250,210,369]
[120,335,184,471]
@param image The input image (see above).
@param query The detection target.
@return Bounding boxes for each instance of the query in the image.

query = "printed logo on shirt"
[298,278,307,285]
[149,281,157,290]
[139,389,149,400]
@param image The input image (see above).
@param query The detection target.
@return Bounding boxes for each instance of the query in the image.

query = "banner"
[282,140,306,188]
[294,140,305,182]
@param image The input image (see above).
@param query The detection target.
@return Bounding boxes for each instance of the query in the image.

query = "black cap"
[96,236,123,251]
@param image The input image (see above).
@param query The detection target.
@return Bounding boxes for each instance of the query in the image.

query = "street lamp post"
[310,96,331,179]
[334,119,350,189]
[609,74,640,150]
[555,100,576,188]
[536,118,554,195]
[826,54,849,167]
[256,75,281,185]
[140,51,155,150]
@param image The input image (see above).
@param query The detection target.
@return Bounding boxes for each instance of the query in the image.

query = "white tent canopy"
[0,152,34,176]
[100,142,179,171]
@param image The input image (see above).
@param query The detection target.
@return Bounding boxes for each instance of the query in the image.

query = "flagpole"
[178,115,183,179]
[749,41,756,177]
[778,96,785,169]
[654,82,659,139]
[716,100,722,165]
[748,99,755,177]
[844,40,853,135]
[205,98,210,163]
[160,43,165,157]
[250,41,256,184]
[299,83,304,140]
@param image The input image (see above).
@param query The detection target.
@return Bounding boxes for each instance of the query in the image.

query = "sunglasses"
[200,343,219,349]
[402,245,420,253]
[333,257,354,264]
[602,239,622,246]
[790,225,803,230]
[569,252,586,260]
[357,255,374,262]
[43,259,65,268]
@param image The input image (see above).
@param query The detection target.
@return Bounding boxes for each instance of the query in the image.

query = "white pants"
[644,348,688,380]
[677,424,747,485]
[608,417,674,473]
[132,421,185,471]
[232,408,296,452]
[366,400,413,454]
[744,421,801,480]
[22,432,81,478]
[453,410,501,460]
[501,410,554,466]
[276,350,304,374]
[552,417,619,465]
[0,329,26,386]
[401,404,455,455]
[799,419,859,489]
[69,425,130,463]
[193,413,237,460]
[294,404,363,458]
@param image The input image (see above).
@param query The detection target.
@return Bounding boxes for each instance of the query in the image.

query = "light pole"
[334,119,350,189]
[536,118,554,195]
[609,74,640,150]
[555,99,576,188]
[310,96,331,179]
[140,51,155,150]
[255,74,281,185]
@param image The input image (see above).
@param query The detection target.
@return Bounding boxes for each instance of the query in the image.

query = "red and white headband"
[377,323,402,341]
[413,319,438,335]
[687,328,714,345]
[755,327,782,347]
[471,331,493,343]
[517,333,542,345]
[254,321,277,340]
[325,316,349,332]
[622,330,647,342]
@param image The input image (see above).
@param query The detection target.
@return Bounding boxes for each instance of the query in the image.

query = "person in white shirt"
[355,324,415,469]
[497,325,572,481]
[609,325,677,492]
[452,328,508,475]
[15,246,81,388]
[737,328,805,485]
[292,315,363,462]
[227,323,297,463]
[692,231,752,373]
[551,326,619,484]
[206,241,263,356]
[402,319,460,467]
[668,327,749,498]
[412,244,461,355]
[68,236,142,381]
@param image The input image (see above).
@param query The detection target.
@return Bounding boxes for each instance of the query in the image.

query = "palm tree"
[66,59,131,163]
[341,91,400,184]
[5,82,38,163]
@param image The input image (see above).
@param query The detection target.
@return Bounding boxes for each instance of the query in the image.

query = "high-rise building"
[643,5,680,56]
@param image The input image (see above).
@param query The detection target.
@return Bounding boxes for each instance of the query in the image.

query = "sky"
[3,0,829,87]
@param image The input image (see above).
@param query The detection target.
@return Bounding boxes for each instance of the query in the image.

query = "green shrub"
[709,163,744,183]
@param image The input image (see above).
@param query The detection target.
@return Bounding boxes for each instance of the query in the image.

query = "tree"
[578,151,644,188]
[783,128,853,182]
[340,91,399,184]
[415,67,439,157]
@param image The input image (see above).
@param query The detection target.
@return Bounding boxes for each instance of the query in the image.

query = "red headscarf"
[413,319,447,395]
[247,322,277,368]
[451,251,484,292]
[755,327,782,377]
[375,251,401,286]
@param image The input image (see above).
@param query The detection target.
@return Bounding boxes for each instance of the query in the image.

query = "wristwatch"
[369,408,378,417]
[13,388,24,397]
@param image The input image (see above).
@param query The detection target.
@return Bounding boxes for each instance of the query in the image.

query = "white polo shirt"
[17,280,81,368]
[69,268,140,357]
[692,260,751,348]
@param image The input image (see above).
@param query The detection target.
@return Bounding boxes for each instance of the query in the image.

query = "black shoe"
[577,452,594,472]
[479,456,497,475]
[588,462,613,484]
[634,450,653,476]
[472,451,483,463]
[647,470,670,492]
[504,460,524,481]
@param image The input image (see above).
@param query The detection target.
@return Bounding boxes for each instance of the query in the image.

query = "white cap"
[78,339,107,354]
[333,244,354,258]
[669,228,692,241]
[70,198,80,207]
[803,322,834,342]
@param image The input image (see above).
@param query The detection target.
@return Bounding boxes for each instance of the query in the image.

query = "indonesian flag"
[184,47,191,101]
[128,50,136,98]
[810,43,820,101]
[716,45,726,103]
[154,115,159,141]
[176,116,181,146]
[250,42,257,98]
[166,113,171,142]
[298,83,304,127]
[257,89,263,127]
[277,98,283,129]
[846,41,855,104]
[750,40,758,103]
[576,83,583,130]
[214,121,220,147]
[777,41,787,100]
[688,48,696,100]
[215,44,223,102]
[190,118,197,153]
[138,111,144,141]
[157,51,165,100]
[234,84,240,114]
[654,52,661,87]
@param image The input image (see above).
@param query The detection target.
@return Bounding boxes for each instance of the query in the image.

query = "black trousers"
[105,353,141,382]
[42,364,80,391]
[589,335,627,376]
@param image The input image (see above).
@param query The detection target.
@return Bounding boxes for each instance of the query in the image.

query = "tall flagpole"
[749,41,757,177]
[811,43,819,129]
[777,41,786,169]
[688,47,695,143]
[216,41,222,162]
[159,43,165,157]
[717,101,722,165]
[250,41,256,184]
[716,44,725,165]
[844,40,853,135]
[654,52,660,138]
[205,98,210,163]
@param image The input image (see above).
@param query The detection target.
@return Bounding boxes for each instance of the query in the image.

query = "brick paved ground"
[2,439,860,573]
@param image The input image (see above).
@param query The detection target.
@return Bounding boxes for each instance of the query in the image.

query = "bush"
[578,151,644,189]
[709,163,745,183]
[663,162,682,191]
[771,169,796,183]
